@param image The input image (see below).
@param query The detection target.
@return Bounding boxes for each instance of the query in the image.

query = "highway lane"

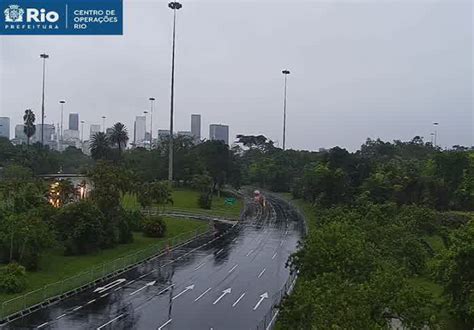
[6,194,304,329]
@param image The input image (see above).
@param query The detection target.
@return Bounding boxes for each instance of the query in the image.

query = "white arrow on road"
[129,280,156,296]
[172,284,195,300]
[94,279,126,293]
[213,288,231,305]
[253,292,269,310]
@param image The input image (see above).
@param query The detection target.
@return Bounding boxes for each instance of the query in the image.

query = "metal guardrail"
[0,225,211,323]
[256,271,298,330]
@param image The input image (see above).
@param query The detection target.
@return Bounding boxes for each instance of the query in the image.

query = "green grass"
[0,217,206,305]
[168,189,243,218]
[424,234,445,253]
[122,189,243,218]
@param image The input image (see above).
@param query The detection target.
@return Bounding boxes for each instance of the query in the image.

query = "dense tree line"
[0,125,472,326]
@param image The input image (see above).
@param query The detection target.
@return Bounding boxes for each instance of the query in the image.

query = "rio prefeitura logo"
[4,4,24,22]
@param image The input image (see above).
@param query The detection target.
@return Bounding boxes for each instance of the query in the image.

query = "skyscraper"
[0,117,10,139]
[209,124,229,145]
[89,124,101,139]
[69,113,79,130]
[191,114,201,141]
[134,116,146,144]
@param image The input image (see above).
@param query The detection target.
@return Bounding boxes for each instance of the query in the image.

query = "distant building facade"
[134,116,146,145]
[89,124,101,139]
[209,124,229,145]
[191,114,201,141]
[0,117,10,139]
[178,130,193,138]
[69,113,79,130]
[14,124,26,143]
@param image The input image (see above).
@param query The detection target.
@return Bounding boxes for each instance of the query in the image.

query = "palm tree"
[110,122,129,152]
[90,132,110,160]
[23,109,36,146]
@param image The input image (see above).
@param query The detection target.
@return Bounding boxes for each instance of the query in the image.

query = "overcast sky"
[1,0,472,151]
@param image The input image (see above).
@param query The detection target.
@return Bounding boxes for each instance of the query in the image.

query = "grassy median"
[0,217,206,304]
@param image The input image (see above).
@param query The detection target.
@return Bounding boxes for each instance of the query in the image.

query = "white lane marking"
[86,299,96,305]
[157,319,172,330]
[232,292,246,307]
[139,273,148,279]
[272,252,277,260]
[56,313,67,320]
[100,293,110,298]
[216,248,224,255]
[245,249,254,257]
[228,264,238,273]
[172,284,195,300]
[258,268,266,278]
[72,306,82,311]
[114,286,123,292]
[212,288,231,305]
[194,262,205,271]
[129,280,156,296]
[157,284,174,296]
[194,287,212,302]
[280,240,284,247]
[37,322,49,328]
[128,280,135,285]
[266,310,280,330]
[253,292,269,310]
[96,313,124,330]
[93,278,126,293]
[232,237,237,242]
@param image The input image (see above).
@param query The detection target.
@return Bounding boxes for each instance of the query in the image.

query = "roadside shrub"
[122,209,144,231]
[198,193,212,209]
[117,208,136,244]
[0,263,27,293]
[142,215,167,238]
[55,200,105,255]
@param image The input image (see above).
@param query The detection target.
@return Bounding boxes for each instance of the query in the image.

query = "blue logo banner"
[1,0,123,35]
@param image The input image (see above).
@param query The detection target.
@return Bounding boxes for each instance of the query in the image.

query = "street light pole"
[40,53,49,146]
[80,120,85,142]
[149,97,155,149]
[433,122,439,147]
[282,70,290,150]
[143,110,149,148]
[102,116,106,133]
[168,1,182,182]
[59,100,65,142]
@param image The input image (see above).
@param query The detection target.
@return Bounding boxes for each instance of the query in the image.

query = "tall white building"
[209,124,229,145]
[191,114,201,141]
[0,117,10,139]
[134,116,146,145]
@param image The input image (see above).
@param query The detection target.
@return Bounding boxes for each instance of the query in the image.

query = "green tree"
[110,122,129,153]
[55,200,105,255]
[90,132,111,160]
[23,109,36,146]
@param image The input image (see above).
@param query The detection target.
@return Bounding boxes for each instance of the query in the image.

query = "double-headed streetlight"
[282,70,290,150]
[40,53,49,145]
[59,100,65,142]
[149,97,155,149]
[168,1,182,182]
[433,122,439,147]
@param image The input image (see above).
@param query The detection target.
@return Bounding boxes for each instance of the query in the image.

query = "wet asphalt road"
[6,195,304,330]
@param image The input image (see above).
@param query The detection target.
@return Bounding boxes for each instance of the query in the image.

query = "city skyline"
[1,1,472,151]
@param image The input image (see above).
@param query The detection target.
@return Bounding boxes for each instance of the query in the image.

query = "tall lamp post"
[40,53,49,146]
[80,120,85,142]
[168,1,182,182]
[102,116,106,133]
[433,122,439,147]
[143,111,149,148]
[282,69,290,150]
[149,97,155,149]
[59,100,65,142]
